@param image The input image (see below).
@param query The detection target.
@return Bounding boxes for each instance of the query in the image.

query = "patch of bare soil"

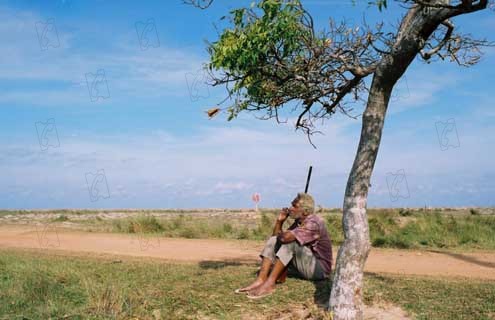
[239,301,411,320]
[0,225,494,280]
[364,302,411,320]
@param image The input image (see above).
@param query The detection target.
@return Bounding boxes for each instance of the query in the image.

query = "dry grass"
[0,249,494,319]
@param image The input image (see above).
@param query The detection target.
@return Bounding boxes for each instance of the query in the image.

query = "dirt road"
[0,225,494,280]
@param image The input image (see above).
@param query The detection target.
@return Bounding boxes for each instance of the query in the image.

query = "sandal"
[234,288,249,294]
[246,290,274,299]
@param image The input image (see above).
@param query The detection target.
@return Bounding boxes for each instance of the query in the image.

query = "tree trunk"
[328,77,393,319]
[327,2,480,318]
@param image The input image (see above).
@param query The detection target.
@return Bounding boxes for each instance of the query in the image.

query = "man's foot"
[246,282,276,298]
[234,279,265,293]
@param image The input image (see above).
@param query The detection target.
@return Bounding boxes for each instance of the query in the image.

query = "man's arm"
[278,230,297,244]
[288,220,320,246]
[272,208,297,243]
[272,207,288,237]
[272,219,284,237]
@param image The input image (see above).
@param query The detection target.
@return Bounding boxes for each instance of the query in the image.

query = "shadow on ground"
[198,259,257,269]
[285,270,332,309]
[312,278,332,309]
[427,250,495,269]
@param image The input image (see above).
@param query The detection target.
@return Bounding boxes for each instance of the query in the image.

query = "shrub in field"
[178,226,200,238]
[237,226,251,239]
[372,237,387,247]
[325,215,344,245]
[171,215,185,229]
[398,208,413,217]
[369,211,399,240]
[222,222,233,234]
[252,212,274,240]
[112,215,164,234]
[52,214,69,222]
[131,216,164,233]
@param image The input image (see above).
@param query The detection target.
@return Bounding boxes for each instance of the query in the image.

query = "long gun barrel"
[304,165,313,193]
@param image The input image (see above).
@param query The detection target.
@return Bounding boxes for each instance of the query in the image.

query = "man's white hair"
[293,192,315,215]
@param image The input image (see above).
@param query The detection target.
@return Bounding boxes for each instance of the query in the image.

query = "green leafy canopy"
[208,0,316,120]
[207,0,388,121]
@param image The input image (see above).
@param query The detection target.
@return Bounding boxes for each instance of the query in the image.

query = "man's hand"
[277,207,290,222]
[277,230,297,244]
[273,208,290,237]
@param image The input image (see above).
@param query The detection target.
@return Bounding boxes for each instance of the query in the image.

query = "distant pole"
[304,166,313,193]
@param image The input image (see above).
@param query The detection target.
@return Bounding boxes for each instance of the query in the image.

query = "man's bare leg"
[248,258,286,296]
[236,257,272,292]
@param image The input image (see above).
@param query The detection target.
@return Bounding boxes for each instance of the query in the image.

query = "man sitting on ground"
[235,192,333,299]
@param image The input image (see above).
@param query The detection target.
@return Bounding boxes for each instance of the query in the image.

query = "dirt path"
[0,225,494,280]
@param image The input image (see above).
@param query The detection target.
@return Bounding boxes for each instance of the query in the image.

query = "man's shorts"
[260,235,328,281]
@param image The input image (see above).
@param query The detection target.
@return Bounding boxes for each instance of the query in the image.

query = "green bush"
[398,208,413,217]
[112,215,163,234]
[252,212,274,240]
[179,227,197,239]
[237,227,250,239]
[171,215,185,229]
[52,215,69,222]
[372,237,386,247]
[222,222,233,234]
[325,215,343,245]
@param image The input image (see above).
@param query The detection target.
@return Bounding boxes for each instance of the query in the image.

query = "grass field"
[108,210,495,250]
[1,208,494,319]
[2,208,494,251]
[0,249,494,319]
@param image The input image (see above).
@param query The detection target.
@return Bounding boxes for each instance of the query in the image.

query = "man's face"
[289,199,305,219]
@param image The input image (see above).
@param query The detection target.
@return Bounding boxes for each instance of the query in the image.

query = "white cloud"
[2,112,494,208]
[0,6,209,106]
[211,181,253,195]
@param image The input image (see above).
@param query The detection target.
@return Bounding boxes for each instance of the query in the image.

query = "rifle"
[277,165,313,284]
[304,165,313,193]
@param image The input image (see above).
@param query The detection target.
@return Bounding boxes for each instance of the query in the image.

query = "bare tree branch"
[199,0,492,145]
[420,19,454,60]
[182,0,213,9]
[418,18,494,66]
[206,8,387,142]
[400,0,488,12]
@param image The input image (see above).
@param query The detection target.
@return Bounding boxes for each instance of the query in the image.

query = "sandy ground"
[0,225,494,280]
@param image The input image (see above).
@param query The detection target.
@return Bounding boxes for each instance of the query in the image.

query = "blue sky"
[0,0,494,209]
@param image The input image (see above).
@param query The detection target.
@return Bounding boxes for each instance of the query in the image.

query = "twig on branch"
[418,18,494,66]
[420,19,454,60]
[183,0,213,9]
[205,3,387,144]
[198,0,492,146]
